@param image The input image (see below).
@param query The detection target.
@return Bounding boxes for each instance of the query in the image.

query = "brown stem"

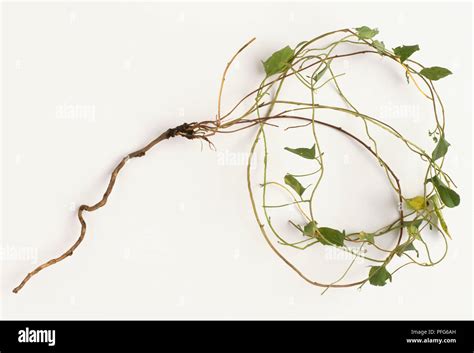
[216,37,256,127]
[12,122,203,293]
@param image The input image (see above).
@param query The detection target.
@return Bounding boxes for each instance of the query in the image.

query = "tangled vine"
[13,26,459,294]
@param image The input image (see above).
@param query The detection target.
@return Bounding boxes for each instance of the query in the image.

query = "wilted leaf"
[404,242,418,254]
[427,176,460,208]
[284,174,306,196]
[406,196,426,211]
[402,219,423,240]
[358,231,375,244]
[313,60,332,82]
[303,221,317,237]
[420,66,452,81]
[430,195,451,238]
[407,224,422,240]
[355,26,379,39]
[396,241,419,257]
[426,196,439,229]
[368,266,392,286]
[263,46,295,77]
[284,144,316,159]
[393,45,419,63]
[403,218,423,229]
[373,40,386,54]
[432,136,450,161]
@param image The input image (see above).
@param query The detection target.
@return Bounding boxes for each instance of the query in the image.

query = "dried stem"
[13,123,207,293]
[216,37,256,127]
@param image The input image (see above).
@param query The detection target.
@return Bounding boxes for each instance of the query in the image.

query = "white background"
[1,1,472,319]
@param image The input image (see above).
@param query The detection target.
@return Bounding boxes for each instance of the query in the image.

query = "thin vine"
[13,26,459,293]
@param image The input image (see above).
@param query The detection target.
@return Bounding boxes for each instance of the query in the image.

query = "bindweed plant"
[13,26,459,294]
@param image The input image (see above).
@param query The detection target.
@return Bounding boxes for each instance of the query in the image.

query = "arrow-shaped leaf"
[284,174,307,196]
[284,144,316,159]
[420,66,452,81]
[318,227,345,247]
[368,266,392,286]
[393,45,419,63]
[262,46,295,77]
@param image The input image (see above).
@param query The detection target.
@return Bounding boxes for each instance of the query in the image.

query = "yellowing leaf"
[303,221,317,237]
[406,196,426,211]
[431,195,451,239]
[358,231,375,244]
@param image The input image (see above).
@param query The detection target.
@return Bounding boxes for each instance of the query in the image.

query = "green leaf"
[410,219,423,228]
[303,221,317,237]
[420,66,452,81]
[284,174,306,196]
[262,46,294,77]
[313,60,332,82]
[396,241,419,257]
[427,176,460,208]
[406,196,426,211]
[373,40,386,54]
[358,231,375,244]
[432,136,450,161]
[284,144,316,159]
[393,45,419,63]
[402,218,423,229]
[355,26,379,39]
[407,224,422,240]
[368,266,392,286]
[405,242,418,254]
[318,227,345,247]
[402,219,423,240]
